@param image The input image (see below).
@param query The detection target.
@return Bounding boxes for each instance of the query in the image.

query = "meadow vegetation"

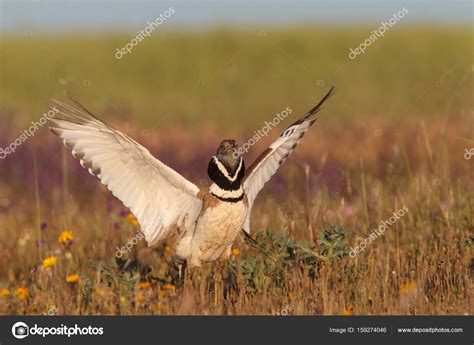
[0,26,472,315]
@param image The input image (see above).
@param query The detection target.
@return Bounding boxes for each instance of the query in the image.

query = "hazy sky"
[1,0,472,34]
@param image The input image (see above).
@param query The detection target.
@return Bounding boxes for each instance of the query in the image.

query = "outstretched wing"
[49,98,202,246]
[242,87,334,233]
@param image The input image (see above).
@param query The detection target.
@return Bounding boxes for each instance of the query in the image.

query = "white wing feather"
[242,87,334,233]
[49,99,202,246]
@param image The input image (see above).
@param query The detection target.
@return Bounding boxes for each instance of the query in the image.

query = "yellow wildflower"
[137,282,151,290]
[164,245,172,252]
[231,248,240,256]
[136,295,145,303]
[66,274,79,283]
[127,213,139,227]
[162,283,175,291]
[341,304,354,316]
[119,296,127,305]
[15,288,29,300]
[94,288,113,297]
[42,256,57,268]
[0,288,10,297]
[58,230,74,245]
[400,281,417,294]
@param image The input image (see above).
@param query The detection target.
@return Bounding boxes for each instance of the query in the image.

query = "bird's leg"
[213,266,222,306]
[170,256,187,288]
[178,262,185,280]
[184,265,200,290]
[213,251,229,306]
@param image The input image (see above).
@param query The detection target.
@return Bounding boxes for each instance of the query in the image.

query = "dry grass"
[0,113,472,315]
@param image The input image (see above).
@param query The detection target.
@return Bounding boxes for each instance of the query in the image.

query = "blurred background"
[1,0,472,190]
[0,0,472,315]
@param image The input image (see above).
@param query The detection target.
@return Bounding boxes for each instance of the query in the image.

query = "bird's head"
[207,139,245,197]
[216,139,240,172]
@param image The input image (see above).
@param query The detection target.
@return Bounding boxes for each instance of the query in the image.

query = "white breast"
[188,200,247,266]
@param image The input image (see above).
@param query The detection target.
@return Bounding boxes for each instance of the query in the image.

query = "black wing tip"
[49,91,77,107]
[304,86,335,119]
[287,86,335,128]
[67,93,98,118]
[48,93,80,112]
[51,92,105,124]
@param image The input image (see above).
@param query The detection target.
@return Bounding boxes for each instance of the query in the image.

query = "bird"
[49,87,334,269]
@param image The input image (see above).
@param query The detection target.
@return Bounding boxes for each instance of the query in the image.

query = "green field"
[1,26,472,128]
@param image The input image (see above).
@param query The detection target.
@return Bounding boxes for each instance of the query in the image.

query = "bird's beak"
[232,147,240,158]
